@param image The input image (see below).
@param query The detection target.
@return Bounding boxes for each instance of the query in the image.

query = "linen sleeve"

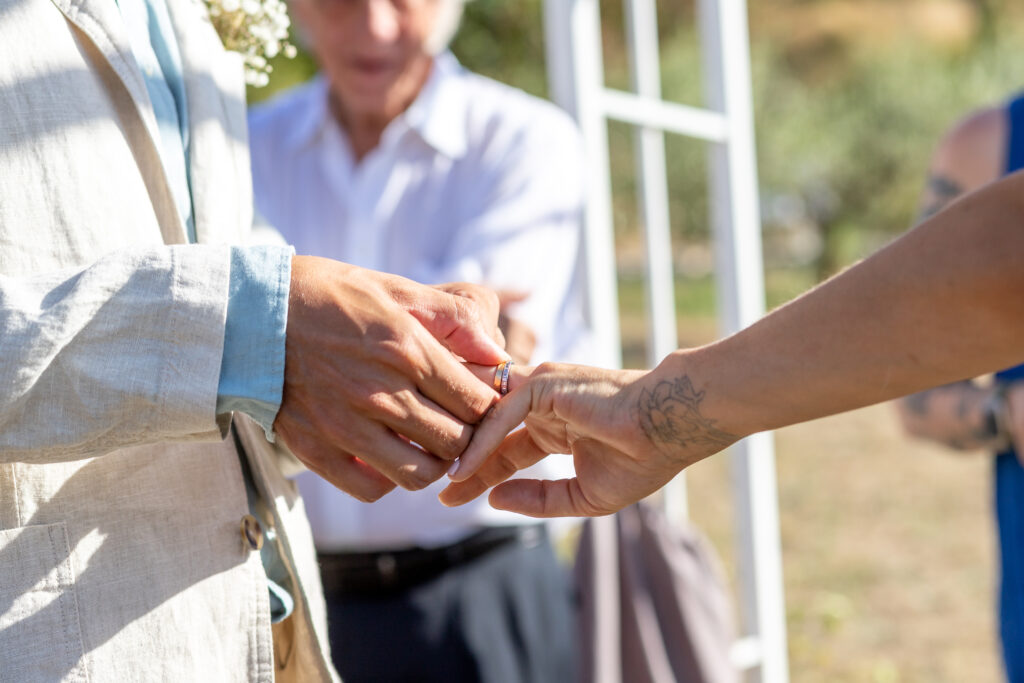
[0,245,233,461]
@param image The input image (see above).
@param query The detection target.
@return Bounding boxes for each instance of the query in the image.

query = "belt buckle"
[376,553,398,585]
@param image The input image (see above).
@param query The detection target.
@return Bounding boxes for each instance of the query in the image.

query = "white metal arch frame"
[542,0,789,680]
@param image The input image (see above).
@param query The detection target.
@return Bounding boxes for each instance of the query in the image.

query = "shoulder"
[450,69,585,208]
[930,106,1006,190]
[456,69,583,162]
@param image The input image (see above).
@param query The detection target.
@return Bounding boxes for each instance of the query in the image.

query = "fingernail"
[447,460,461,478]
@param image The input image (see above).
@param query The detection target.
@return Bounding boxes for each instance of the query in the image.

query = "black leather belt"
[318,525,544,598]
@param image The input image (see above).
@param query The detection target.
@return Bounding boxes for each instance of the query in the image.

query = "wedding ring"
[500,359,513,396]
[493,361,507,392]
[492,360,514,396]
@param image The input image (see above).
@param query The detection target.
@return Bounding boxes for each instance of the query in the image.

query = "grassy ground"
[623,275,1002,682]
[687,407,1000,682]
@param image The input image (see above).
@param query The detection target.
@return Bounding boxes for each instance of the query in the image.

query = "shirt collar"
[288,52,469,160]
[400,52,468,159]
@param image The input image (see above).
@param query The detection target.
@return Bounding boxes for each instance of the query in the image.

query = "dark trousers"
[323,529,576,683]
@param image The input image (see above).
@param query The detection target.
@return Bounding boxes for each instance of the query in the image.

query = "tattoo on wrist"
[638,376,737,453]
[917,175,964,221]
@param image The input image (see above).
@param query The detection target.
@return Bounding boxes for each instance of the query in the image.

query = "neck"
[330,57,434,162]
[330,97,389,162]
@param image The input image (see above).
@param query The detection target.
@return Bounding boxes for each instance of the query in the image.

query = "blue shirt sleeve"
[217,245,293,439]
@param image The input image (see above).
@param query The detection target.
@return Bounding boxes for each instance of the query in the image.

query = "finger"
[488,478,597,518]
[464,362,534,395]
[442,284,507,350]
[405,287,509,365]
[435,282,503,326]
[304,451,397,503]
[347,424,451,491]
[447,383,535,481]
[438,428,548,506]
[495,289,530,306]
[373,388,472,462]
[412,330,501,424]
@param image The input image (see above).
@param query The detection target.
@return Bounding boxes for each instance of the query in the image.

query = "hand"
[494,290,536,364]
[429,281,506,355]
[439,361,734,517]
[274,256,508,502]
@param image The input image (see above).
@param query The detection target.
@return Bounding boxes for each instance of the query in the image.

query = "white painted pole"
[544,0,622,370]
[545,4,622,682]
[697,0,789,681]
[622,0,687,522]
[600,89,729,141]
[623,0,676,368]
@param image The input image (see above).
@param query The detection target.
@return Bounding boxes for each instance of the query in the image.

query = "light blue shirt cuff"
[217,245,293,440]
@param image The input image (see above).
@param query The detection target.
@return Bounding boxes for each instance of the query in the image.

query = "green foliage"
[452,2,1024,275]
[753,33,1024,273]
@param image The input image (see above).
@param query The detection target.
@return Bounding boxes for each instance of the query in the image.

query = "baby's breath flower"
[203,0,297,87]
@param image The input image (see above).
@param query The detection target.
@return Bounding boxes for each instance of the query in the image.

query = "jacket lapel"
[49,0,189,245]
[165,0,252,246]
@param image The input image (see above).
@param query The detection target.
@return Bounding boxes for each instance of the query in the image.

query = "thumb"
[407,289,509,365]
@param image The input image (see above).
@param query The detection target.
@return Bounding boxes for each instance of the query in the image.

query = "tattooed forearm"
[637,376,737,453]
[917,174,965,221]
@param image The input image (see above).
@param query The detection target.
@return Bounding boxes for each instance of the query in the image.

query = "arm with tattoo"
[895,109,1007,453]
[440,127,1024,517]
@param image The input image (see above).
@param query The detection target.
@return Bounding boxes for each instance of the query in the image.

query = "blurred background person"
[896,96,1024,683]
[248,0,591,680]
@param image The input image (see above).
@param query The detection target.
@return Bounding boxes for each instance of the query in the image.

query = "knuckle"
[364,390,395,416]
[495,454,518,479]
[436,426,472,461]
[534,361,560,377]
[347,488,376,503]
[452,426,473,457]
[397,461,444,491]
[465,391,497,423]
[374,332,421,372]
[355,489,383,503]
[353,480,395,503]
[454,295,483,328]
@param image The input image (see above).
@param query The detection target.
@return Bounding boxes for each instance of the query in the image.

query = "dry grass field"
[629,302,1004,681]
[687,407,1001,682]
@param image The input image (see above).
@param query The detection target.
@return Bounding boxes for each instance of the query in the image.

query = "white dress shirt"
[249,52,593,551]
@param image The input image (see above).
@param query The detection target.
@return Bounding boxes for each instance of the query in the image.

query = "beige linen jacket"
[0,0,335,680]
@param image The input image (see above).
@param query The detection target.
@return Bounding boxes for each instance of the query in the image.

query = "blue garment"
[995,95,1024,683]
[117,0,195,242]
[220,246,291,434]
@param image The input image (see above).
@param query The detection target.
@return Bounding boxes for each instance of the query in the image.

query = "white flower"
[203,0,298,88]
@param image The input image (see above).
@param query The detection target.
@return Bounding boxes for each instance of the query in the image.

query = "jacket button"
[240,514,264,551]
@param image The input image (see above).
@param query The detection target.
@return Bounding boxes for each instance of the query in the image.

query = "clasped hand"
[273,258,743,516]
[274,256,509,502]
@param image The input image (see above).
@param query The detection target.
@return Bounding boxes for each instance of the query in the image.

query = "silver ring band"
[499,360,513,396]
